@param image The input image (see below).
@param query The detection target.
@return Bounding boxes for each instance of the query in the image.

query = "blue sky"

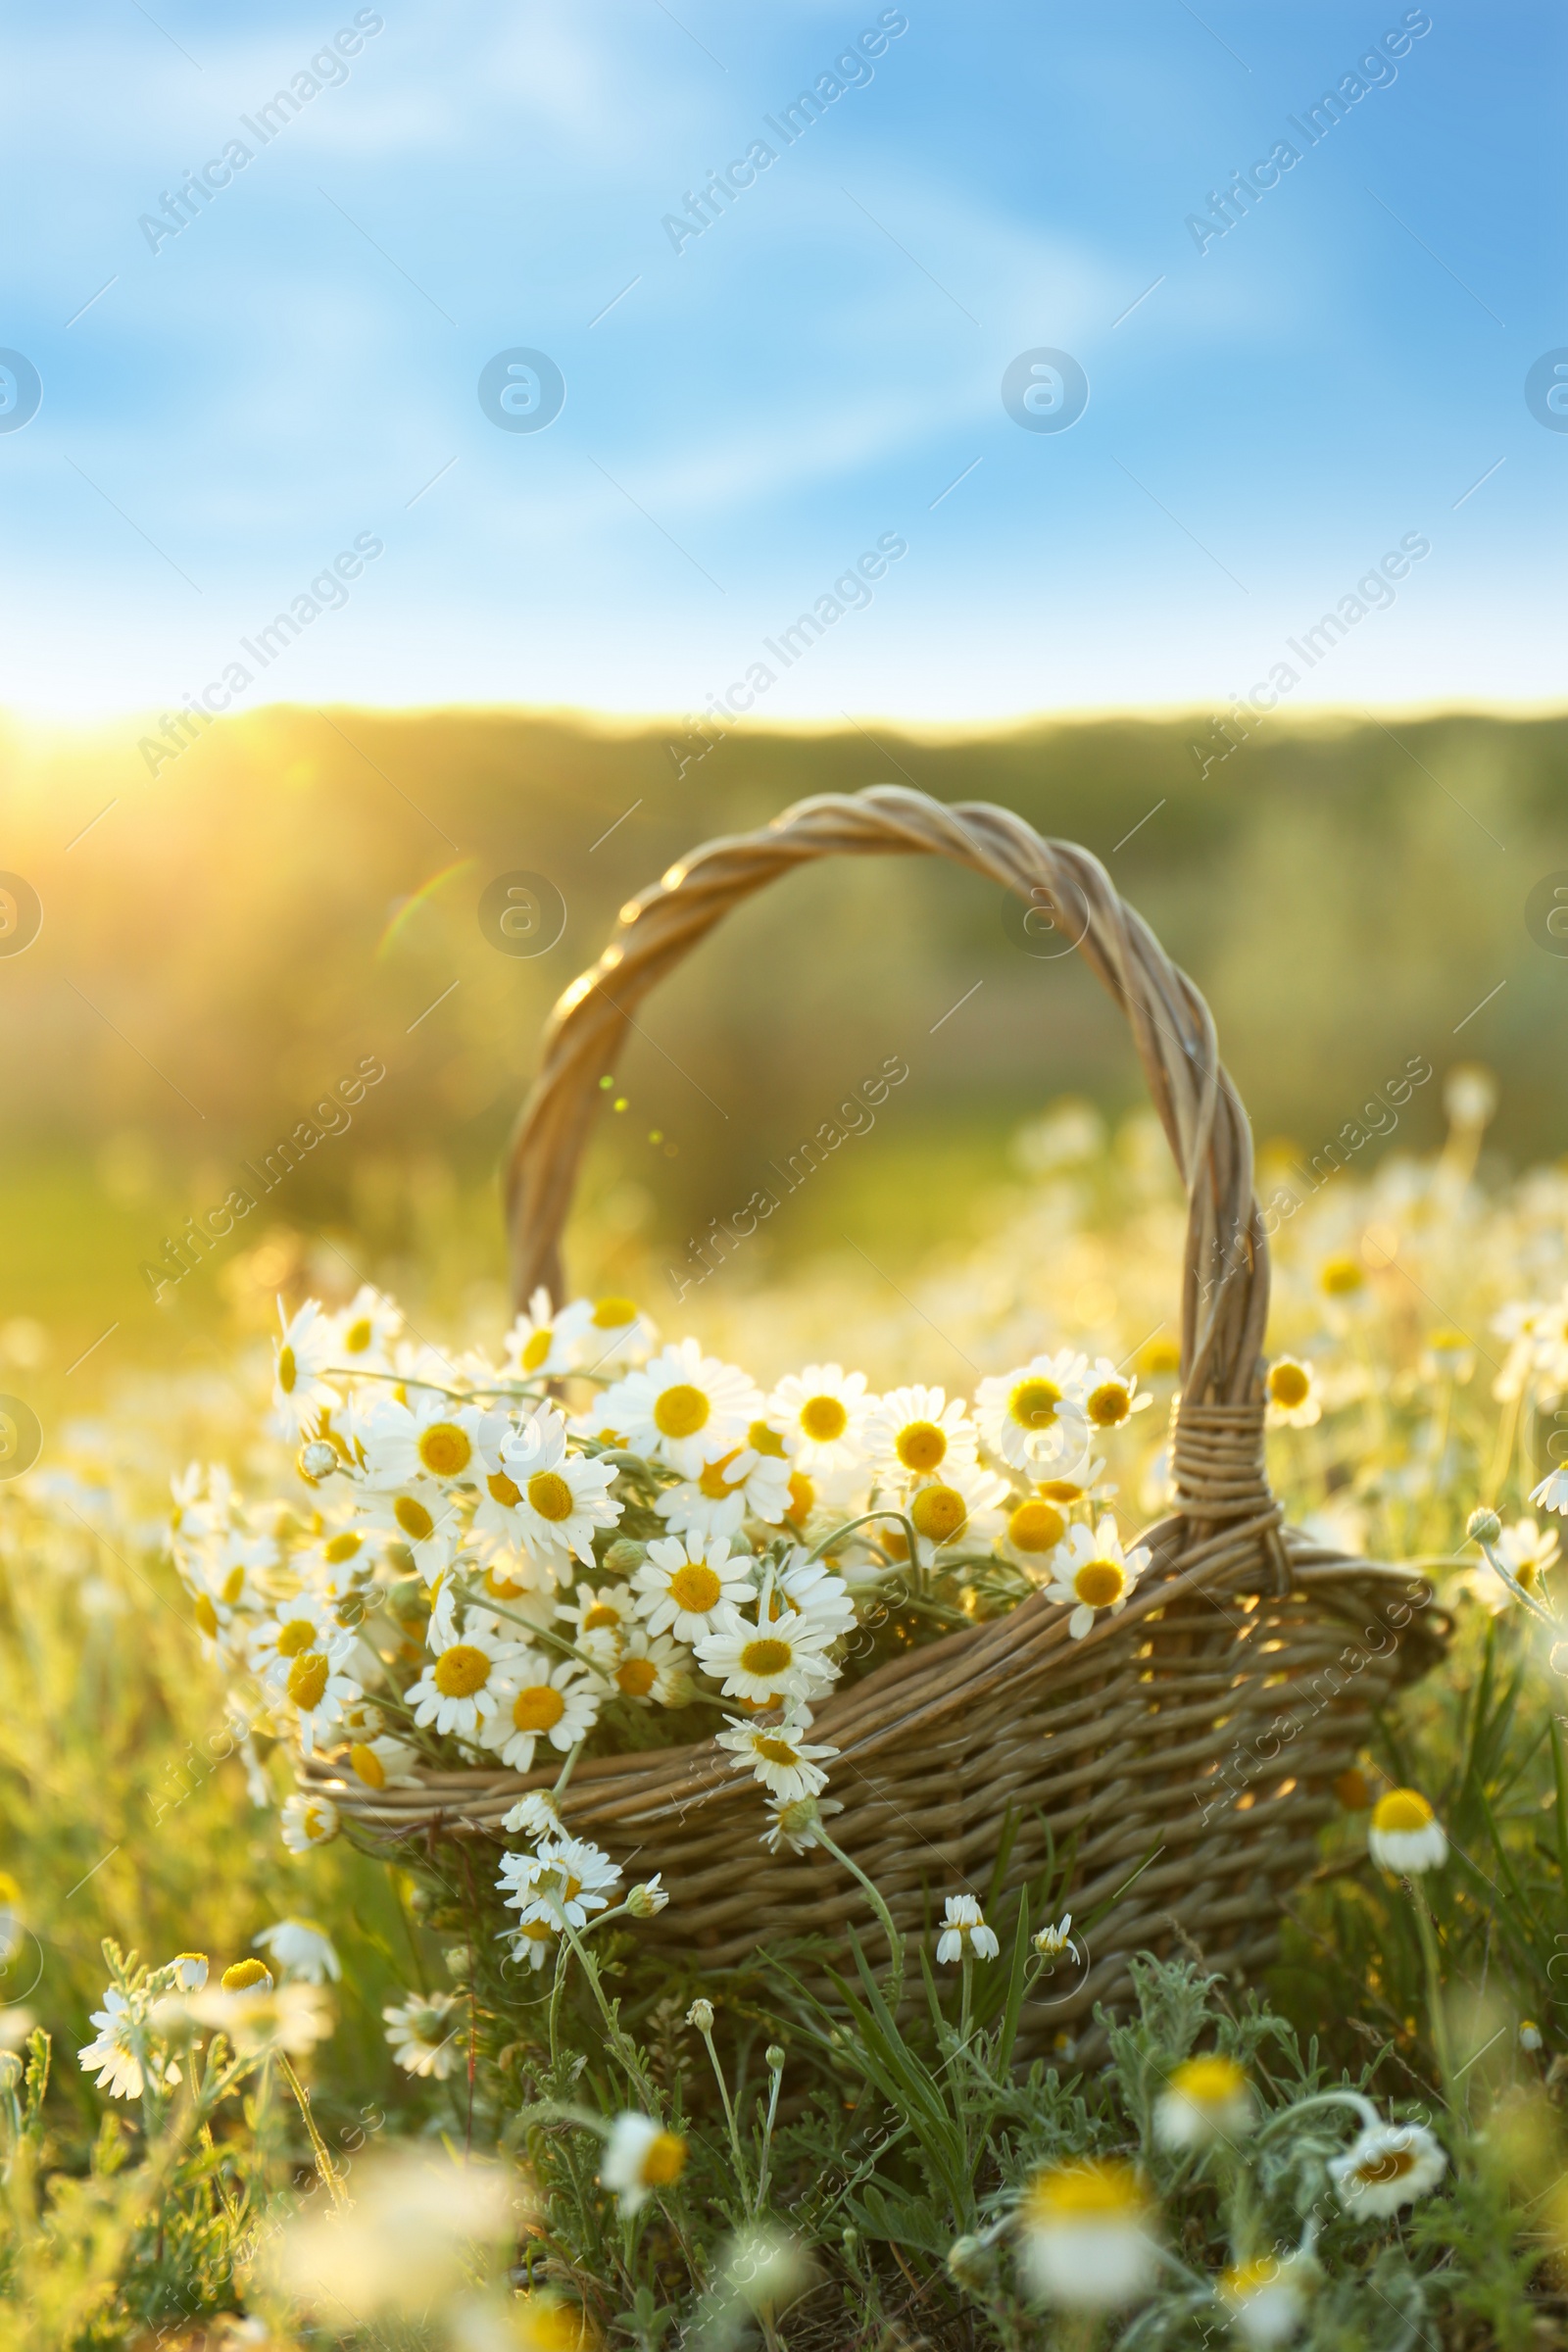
[2,0,1561,722]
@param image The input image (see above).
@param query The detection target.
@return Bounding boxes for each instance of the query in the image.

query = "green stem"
[819,1829,906,2013]
[1411,1881,1456,2103]
[277,2052,349,2211]
[697,2025,752,2215]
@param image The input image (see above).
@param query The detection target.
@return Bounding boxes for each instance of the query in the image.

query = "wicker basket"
[307,785,1446,2025]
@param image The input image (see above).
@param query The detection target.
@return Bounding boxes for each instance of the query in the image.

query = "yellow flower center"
[350,1741,386,1788]
[287,1651,330,1711]
[194,1593,219,1639]
[1356,2145,1415,2184]
[528,1470,575,1523]
[343,1317,372,1353]
[754,1735,800,1765]
[395,1495,435,1543]
[1040,1479,1084,1502]
[1321,1254,1364,1296]
[276,1616,318,1657]
[517,1919,556,1944]
[487,1470,521,1508]
[1009,1499,1065,1552]
[581,1601,620,1631]
[640,2131,687,2188]
[698,1451,740,1499]
[669,1562,722,1613]
[221,1564,246,1603]
[433,1643,491,1698]
[418,1422,471,1477]
[323,1531,363,1564]
[277,1345,298,1395]
[616,1656,658,1698]
[513,1685,566,1733]
[1008,1376,1061,1430]
[1170,2053,1248,2106]
[748,1420,786,1457]
[521,1328,553,1371]
[1025,2159,1145,2223]
[896,1420,947,1472]
[593,1296,637,1329]
[1268,1360,1310,1408]
[910,1486,966,1542]
[1140,1336,1182,1375]
[646,1381,709,1442]
[1087,1380,1130,1428]
[740,1637,792,1679]
[1073,1558,1124,1610]
[799,1394,847,1443]
[1372,1788,1434,1834]
[786,1472,814,1522]
[222,1958,271,1993]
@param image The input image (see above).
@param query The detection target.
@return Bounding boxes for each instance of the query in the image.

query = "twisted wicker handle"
[504,786,1271,1414]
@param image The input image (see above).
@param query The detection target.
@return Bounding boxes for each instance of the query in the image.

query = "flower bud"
[1467,1505,1502,1545]
[765,2043,786,2072]
[626,1877,668,1918]
[602,1537,646,1575]
[298,1441,338,1482]
[686,1997,715,2034]
[444,1944,473,1981]
[947,2233,996,2293]
[0,2053,23,2093]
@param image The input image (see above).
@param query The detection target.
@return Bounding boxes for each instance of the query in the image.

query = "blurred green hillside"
[0,702,1564,1399]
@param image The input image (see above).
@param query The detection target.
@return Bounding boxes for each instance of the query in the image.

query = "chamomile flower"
[1531,1465,1568,1518]
[253,1919,341,1984]
[1153,2054,1254,2149]
[499,1407,622,1572]
[1044,1516,1150,1640]
[766,1365,870,1474]
[1367,1788,1446,1875]
[696,1585,838,1705]
[883,1460,1009,1567]
[1079,1360,1152,1433]
[1220,2255,1317,2348]
[502,1789,564,1840]
[774,1549,857,1641]
[936,1894,1000,1964]
[344,1735,420,1790]
[1004,1493,1070,1568]
[556,1580,639,1667]
[760,1792,843,1853]
[598,1626,694,1709]
[601,2112,687,2215]
[504,1288,592,1380]
[600,1341,760,1478]
[715,1706,838,1799]
[634,1533,755,1643]
[279,1645,363,1757]
[500,1835,621,1930]
[483,1652,600,1771]
[248,1591,342,1681]
[862,1385,979,1486]
[1328,2120,1446,2214]
[1468,1515,1560,1612]
[1265,1357,1320,1428]
[1017,2159,1160,2310]
[975,1352,1090,1474]
[270,1298,341,1442]
[578,1294,653,1371]
[1033,1915,1076,1961]
[363,1486,465,1588]
[306,1519,375,1596]
[79,1986,170,2101]
[407,1609,528,1741]
[383,1990,464,2080]
[280,1792,339,1852]
[333,1285,403,1367]
[188,1978,334,2058]
[357,1391,506,1494]
[655,1446,791,1539]
[507,1916,562,1974]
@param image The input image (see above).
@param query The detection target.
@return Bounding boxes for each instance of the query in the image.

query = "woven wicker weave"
[308,786,1446,2024]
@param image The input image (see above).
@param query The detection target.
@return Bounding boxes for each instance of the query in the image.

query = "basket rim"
[302,1522,1446,1824]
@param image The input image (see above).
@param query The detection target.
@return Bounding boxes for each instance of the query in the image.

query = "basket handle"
[504,785,1272,1417]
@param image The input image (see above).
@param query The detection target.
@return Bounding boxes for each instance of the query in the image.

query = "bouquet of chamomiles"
[167,1284,1167,1952]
